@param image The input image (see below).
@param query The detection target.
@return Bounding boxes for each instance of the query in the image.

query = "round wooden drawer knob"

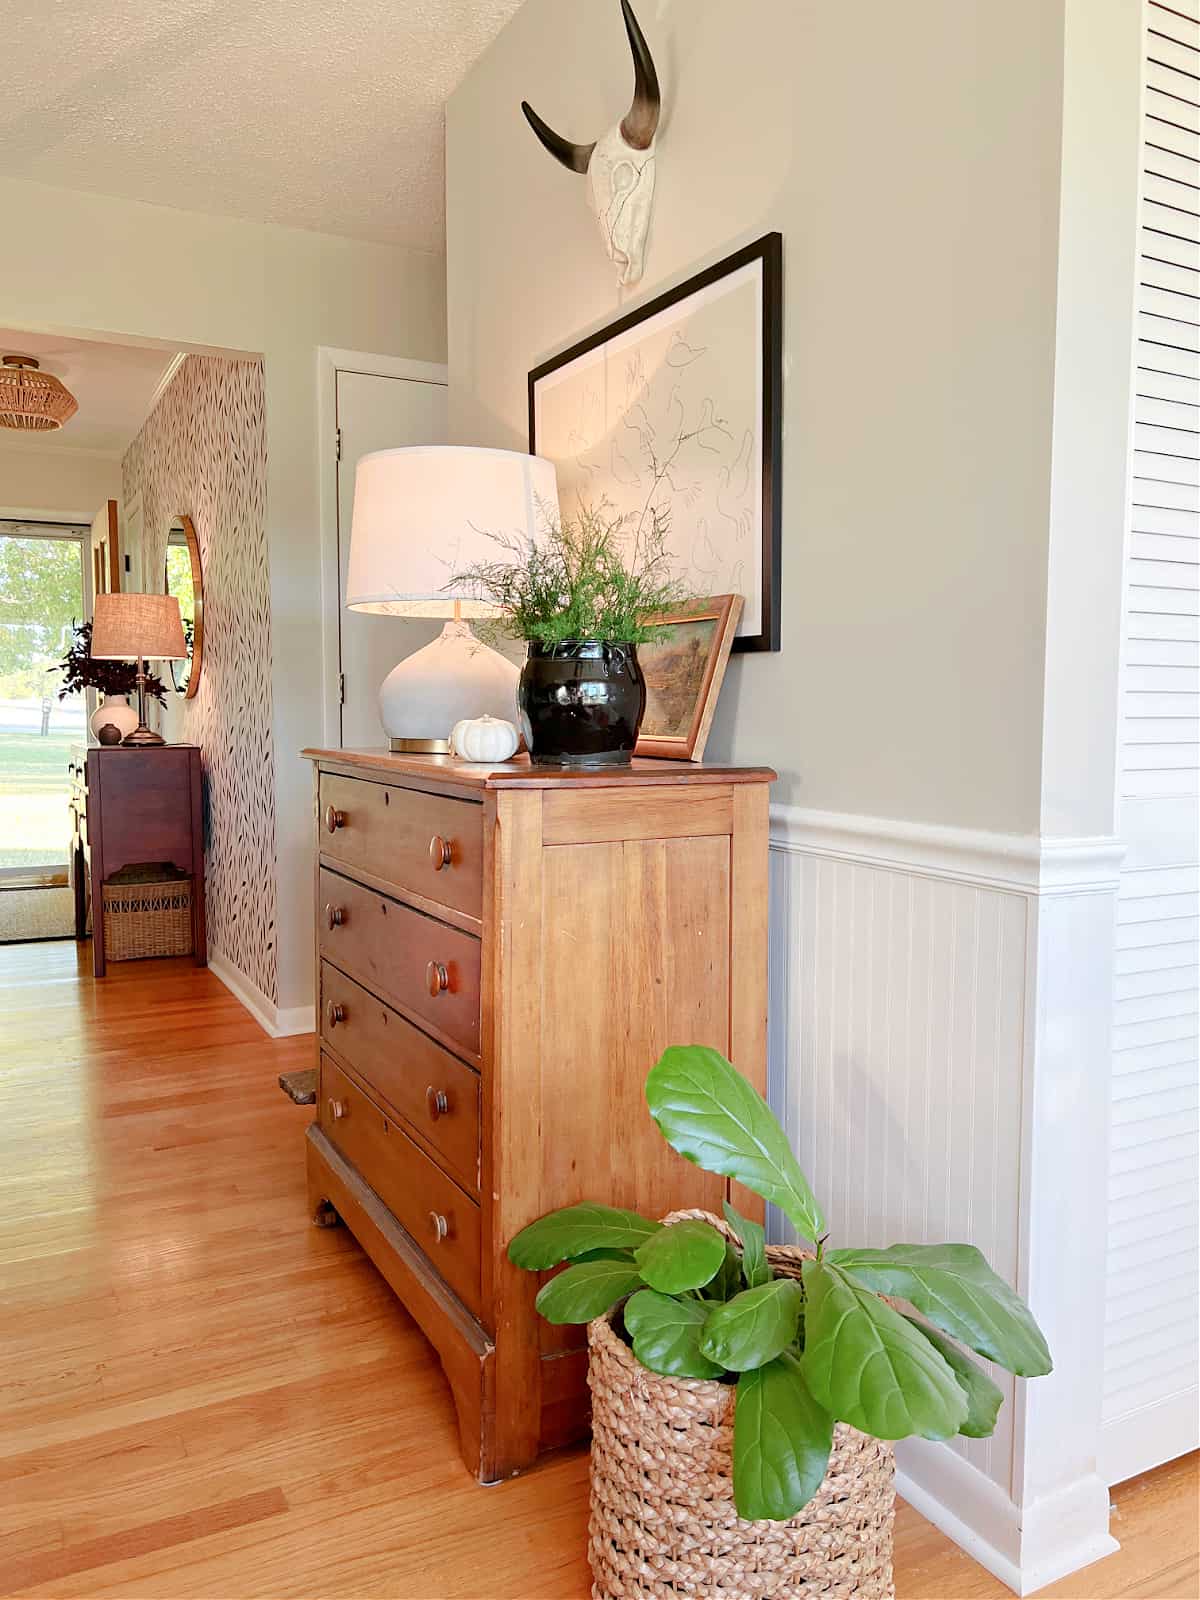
[327,1098,347,1121]
[326,903,345,930]
[426,960,449,997]
[326,1001,345,1029]
[426,1085,449,1121]
[429,834,452,870]
[325,805,346,834]
[429,1211,449,1243]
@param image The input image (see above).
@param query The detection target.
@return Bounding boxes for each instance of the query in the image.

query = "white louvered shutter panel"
[1101,0,1200,1488]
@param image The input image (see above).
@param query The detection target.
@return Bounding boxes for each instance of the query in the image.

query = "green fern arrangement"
[449,501,688,646]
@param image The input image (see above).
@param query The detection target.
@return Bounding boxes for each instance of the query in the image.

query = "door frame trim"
[316,347,449,747]
[0,517,91,882]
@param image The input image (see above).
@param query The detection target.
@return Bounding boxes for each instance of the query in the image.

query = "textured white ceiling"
[0,0,525,250]
[0,331,176,457]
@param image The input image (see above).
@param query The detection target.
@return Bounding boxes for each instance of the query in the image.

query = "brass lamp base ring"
[122,726,166,747]
[388,736,452,754]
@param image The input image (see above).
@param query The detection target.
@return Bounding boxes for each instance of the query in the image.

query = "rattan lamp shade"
[91,593,188,660]
[0,356,78,432]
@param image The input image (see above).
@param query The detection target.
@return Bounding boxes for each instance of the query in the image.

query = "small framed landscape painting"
[635,594,743,762]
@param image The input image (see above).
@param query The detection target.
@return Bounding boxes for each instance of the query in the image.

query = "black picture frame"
[528,231,783,653]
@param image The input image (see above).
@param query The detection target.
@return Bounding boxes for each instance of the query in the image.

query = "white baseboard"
[1013,1472,1121,1595]
[768,803,1122,894]
[896,1446,1025,1594]
[209,952,315,1039]
[274,1002,317,1037]
[897,1443,1119,1597]
[1101,1389,1200,1486]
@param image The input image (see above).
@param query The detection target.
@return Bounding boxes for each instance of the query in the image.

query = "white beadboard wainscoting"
[767,806,1123,1595]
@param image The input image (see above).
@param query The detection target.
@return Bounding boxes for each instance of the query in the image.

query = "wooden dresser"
[302,748,774,1483]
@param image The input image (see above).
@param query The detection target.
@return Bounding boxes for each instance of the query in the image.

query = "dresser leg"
[91,872,107,978]
[307,1162,342,1228]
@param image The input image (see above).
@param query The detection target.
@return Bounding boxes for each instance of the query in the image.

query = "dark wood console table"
[71,746,207,978]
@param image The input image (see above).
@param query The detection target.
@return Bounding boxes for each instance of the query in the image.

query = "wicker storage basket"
[586,1214,895,1600]
[102,874,193,961]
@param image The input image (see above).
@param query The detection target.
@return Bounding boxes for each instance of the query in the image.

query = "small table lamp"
[346,446,560,751]
[90,592,188,746]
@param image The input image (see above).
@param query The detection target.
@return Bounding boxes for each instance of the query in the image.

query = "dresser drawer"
[319,773,483,920]
[319,1054,482,1316]
[319,867,481,1057]
[321,962,480,1193]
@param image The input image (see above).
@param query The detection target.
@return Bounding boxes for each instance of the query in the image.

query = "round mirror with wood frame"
[164,515,203,698]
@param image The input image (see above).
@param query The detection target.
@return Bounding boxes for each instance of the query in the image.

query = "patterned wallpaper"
[122,356,277,1002]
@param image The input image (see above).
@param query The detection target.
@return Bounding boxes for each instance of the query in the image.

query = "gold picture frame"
[635,594,744,763]
[164,514,204,698]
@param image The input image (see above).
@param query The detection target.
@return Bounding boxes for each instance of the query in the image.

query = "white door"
[1100,0,1200,1489]
[335,369,448,747]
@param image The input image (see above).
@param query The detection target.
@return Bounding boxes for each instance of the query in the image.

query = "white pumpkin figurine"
[449,714,520,763]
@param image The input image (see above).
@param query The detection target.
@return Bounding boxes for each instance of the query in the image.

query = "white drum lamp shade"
[346,447,560,749]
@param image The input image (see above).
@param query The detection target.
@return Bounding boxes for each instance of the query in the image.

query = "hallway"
[0,943,1194,1599]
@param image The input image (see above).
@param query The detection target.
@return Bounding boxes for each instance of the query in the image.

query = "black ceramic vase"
[519,640,647,768]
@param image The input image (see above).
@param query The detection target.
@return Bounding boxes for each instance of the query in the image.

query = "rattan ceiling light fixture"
[0,354,79,432]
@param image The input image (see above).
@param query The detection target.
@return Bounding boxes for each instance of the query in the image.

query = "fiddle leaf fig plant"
[508,1044,1052,1523]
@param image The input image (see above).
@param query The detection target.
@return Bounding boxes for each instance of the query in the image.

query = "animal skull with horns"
[521,0,661,286]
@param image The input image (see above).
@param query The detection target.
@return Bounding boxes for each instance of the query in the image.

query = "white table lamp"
[346,446,560,751]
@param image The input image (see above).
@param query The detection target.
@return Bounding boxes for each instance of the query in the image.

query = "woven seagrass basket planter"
[586,1222,896,1600]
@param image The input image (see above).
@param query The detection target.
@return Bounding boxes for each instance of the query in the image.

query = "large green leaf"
[508,1203,660,1270]
[733,1352,834,1520]
[704,1241,746,1303]
[634,1218,728,1294]
[724,1199,771,1289]
[645,1047,825,1242]
[905,1317,1004,1439]
[828,1244,1052,1377]
[800,1260,968,1440]
[624,1289,726,1379]
[534,1260,643,1324]
[701,1281,804,1372]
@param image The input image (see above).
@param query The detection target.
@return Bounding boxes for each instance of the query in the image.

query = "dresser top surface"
[88,743,200,754]
[303,748,776,791]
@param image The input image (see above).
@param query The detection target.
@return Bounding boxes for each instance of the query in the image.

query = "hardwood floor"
[0,941,1195,1599]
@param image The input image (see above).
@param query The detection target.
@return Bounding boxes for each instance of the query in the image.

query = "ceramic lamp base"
[89,694,139,744]
[378,620,519,745]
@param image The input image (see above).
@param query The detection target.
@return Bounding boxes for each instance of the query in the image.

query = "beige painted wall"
[447,0,1069,832]
[0,446,120,520]
[0,175,447,1011]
